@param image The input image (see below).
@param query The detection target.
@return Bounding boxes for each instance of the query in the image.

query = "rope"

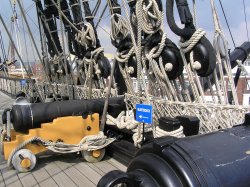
[7,132,114,167]
[76,22,97,48]
[106,111,138,130]
[210,0,238,105]
[218,0,236,48]
[110,14,129,41]
[7,137,43,167]
[243,0,250,41]
[106,110,185,146]
[115,47,135,63]
[83,47,104,89]
[192,0,197,27]
[179,28,206,53]
[6,111,11,139]
[57,0,70,95]
[135,0,163,34]
[155,126,184,138]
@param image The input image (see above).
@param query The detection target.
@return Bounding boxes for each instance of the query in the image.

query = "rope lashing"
[110,14,129,41]
[155,126,184,138]
[106,110,185,146]
[7,131,115,167]
[106,111,139,130]
[76,22,96,48]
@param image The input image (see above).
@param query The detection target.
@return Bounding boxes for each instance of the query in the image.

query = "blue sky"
[0,0,250,61]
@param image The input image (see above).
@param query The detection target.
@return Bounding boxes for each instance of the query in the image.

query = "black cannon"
[3,96,125,132]
[98,114,250,187]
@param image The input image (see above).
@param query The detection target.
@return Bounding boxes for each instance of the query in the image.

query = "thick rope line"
[210,0,238,105]
[7,131,114,167]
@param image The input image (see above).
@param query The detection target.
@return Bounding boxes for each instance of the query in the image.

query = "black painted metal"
[166,0,216,77]
[7,96,125,132]
[99,115,250,187]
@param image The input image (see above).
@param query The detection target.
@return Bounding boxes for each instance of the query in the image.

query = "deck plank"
[74,162,102,185]
[53,171,77,187]
[86,162,105,176]
[92,159,118,174]
[39,177,58,187]
[18,172,38,187]
[64,166,95,187]
[107,157,127,172]
[0,162,5,187]
[32,167,51,183]
[0,163,23,187]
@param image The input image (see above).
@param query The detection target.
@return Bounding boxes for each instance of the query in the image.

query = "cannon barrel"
[8,96,125,132]
[98,115,250,187]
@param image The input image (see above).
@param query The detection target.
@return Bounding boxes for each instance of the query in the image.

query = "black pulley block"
[144,32,184,80]
[161,45,183,80]
[96,53,111,78]
[191,38,216,77]
[127,55,137,78]
[166,0,216,77]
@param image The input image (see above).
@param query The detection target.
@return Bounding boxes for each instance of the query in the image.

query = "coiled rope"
[106,111,184,146]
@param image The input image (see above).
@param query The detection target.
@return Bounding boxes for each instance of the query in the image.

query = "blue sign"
[136,104,153,124]
[20,80,26,86]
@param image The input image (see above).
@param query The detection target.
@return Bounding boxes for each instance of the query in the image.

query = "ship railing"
[0,76,117,100]
[125,93,250,134]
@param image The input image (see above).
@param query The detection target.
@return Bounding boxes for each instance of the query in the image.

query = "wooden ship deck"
[0,92,126,187]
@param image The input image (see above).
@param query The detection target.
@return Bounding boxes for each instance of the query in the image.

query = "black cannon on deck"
[2,96,125,132]
[98,114,250,187]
